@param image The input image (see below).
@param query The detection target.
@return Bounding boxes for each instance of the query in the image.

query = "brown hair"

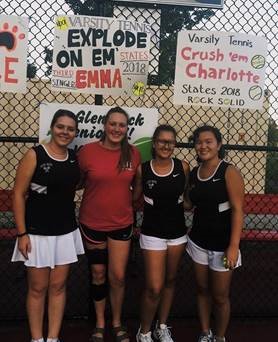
[50,109,78,130]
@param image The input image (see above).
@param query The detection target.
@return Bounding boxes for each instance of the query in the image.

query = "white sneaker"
[198,329,213,342]
[136,328,154,342]
[153,323,174,342]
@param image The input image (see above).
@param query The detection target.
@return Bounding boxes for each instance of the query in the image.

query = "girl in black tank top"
[185,125,244,342]
[141,157,186,239]
[189,160,232,251]
[133,125,190,342]
[11,110,84,342]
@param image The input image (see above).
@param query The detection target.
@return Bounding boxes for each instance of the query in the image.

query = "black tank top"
[25,145,80,236]
[189,160,231,251]
[141,158,187,239]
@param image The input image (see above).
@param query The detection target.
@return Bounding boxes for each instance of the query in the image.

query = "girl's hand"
[224,245,239,270]
[18,235,31,259]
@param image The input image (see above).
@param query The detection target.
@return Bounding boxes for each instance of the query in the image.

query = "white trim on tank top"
[197,159,223,182]
[150,158,174,177]
[41,144,69,162]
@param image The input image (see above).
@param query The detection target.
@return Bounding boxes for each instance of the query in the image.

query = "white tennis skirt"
[11,228,85,269]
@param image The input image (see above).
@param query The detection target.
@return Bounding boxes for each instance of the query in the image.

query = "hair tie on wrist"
[17,232,28,237]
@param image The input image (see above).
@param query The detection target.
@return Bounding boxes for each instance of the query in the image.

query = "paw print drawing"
[0,23,25,51]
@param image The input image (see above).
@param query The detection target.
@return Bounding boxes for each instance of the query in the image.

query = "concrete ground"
[0,318,277,341]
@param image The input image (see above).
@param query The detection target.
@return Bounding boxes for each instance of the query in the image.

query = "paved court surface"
[0,318,277,341]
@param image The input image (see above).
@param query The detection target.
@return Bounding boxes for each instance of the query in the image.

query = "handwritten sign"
[0,15,28,93]
[39,103,158,161]
[174,30,267,109]
[51,15,151,96]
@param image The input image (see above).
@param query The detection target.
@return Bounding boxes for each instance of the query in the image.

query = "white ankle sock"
[159,324,167,329]
[46,338,59,342]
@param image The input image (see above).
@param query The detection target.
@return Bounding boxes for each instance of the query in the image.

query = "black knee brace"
[86,248,108,265]
[91,282,108,301]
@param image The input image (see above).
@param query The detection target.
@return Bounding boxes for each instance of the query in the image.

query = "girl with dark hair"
[12,110,84,342]
[185,125,244,342]
[50,109,79,129]
[78,107,140,342]
[134,125,190,342]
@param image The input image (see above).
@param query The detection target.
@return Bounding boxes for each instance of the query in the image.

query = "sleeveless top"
[141,158,187,239]
[25,145,80,236]
[189,160,232,251]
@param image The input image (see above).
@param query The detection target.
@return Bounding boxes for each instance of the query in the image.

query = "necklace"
[151,158,173,176]
[46,143,67,158]
[100,140,121,150]
[199,160,222,179]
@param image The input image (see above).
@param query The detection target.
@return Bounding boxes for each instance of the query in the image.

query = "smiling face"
[50,115,77,147]
[153,130,176,159]
[103,112,128,147]
[195,130,221,162]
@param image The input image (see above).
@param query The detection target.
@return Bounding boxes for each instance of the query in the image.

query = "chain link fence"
[0,0,277,320]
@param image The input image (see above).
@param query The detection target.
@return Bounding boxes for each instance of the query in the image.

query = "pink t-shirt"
[78,141,140,231]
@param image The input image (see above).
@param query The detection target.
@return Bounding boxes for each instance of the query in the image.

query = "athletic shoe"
[198,329,213,342]
[213,337,226,342]
[136,328,154,342]
[153,322,174,342]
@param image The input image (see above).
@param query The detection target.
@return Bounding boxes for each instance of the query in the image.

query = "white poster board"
[174,30,267,110]
[0,15,28,93]
[114,6,160,76]
[51,15,151,97]
[39,103,158,161]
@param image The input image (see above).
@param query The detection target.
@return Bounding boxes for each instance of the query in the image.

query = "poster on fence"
[39,103,158,162]
[173,30,267,110]
[51,15,151,97]
[0,15,28,94]
[114,6,161,77]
